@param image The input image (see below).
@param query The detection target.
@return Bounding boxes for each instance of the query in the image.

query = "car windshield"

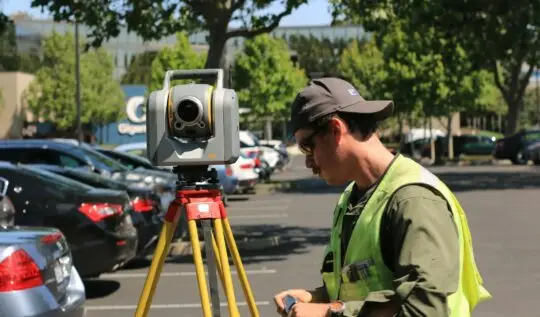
[107,150,155,169]
[81,147,129,172]
[248,132,261,146]
[64,169,127,190]
[19,165,94,191]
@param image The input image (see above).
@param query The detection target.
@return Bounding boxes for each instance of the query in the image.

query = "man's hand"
[287,302,331,317]
[273,289,313,315]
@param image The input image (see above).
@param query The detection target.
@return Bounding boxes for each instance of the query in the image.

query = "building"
[12,16,367,79]
[0,72,37,139]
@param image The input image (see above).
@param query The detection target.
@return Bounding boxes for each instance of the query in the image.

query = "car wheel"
[222,193,229,206]
[512,148,528,165]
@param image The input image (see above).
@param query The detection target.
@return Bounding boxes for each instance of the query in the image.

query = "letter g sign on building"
[126,96,146,123]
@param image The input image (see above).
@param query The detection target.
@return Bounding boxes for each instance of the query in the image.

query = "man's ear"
[329,117,348,144]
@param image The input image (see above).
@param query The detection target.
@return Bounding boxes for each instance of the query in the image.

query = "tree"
[232,34,307,138]
[521,87,540,128]
[121,50,158,85]
[0,17,45,74]
[289,34,353,77]
[148,32,206,93]
[0,20,19,71]
[81,47,126,126]
[25,31,124,131]
[338,39,388,101]
[31,0,309,72]
[233,34,307,117]
[337,23,495,159]
[330,0,540,134]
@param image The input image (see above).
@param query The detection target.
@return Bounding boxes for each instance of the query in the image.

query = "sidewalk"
[286,144,302,156]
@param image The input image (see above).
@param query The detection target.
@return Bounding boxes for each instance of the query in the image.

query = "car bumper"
[71,228,138,278]
[0,266,86,317]
[223,178,239,194]
[236,178,258,190]
[130,211,162,257]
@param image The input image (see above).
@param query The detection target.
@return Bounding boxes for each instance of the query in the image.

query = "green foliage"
[232,34,308,118]
[339,39,388,99]
[330,0,540,134]
[521,88,540,127]
[288,35,353,77]
[25,31,124,131]
[31,0,309,69]
[0,20,42,73]
[81,47,126,124]
[149,32,206,93]
[0,21,19,71]
[121,51,158,85]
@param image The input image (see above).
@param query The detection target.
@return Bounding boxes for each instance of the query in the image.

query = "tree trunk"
[265,117,273,140]
[447,114,454,160]
[506,98,521,134]
[203,29,228,85]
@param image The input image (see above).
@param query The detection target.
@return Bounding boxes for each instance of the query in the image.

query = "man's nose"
[305,155,315,168]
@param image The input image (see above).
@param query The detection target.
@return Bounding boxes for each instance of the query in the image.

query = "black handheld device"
[283,295,298,314]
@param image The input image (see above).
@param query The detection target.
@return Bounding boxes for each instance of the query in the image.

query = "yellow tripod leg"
[213,219,240,317]
[188,220,213,317]
[223,218,260,317]
[135,208,181,317]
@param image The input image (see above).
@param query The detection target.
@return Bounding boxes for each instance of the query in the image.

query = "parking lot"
[83,156,540,317]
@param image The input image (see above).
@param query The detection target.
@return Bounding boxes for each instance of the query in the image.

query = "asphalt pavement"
[83,155,540,317]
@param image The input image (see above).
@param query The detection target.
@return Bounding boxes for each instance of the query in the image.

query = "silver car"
[0,190,86,317]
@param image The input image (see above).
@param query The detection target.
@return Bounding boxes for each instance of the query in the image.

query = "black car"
[493,129,540,164]
[0,162,138,278]
[0,139,174,189]
[94,147,170,172]
[27,164,162,259]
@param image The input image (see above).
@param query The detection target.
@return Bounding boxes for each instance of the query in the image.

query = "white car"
[115,142,259,193]
[239,130,281,170]
[114,142,147,157]
[229,155,259,194]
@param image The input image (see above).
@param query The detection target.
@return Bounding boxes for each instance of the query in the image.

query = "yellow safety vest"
[321,155,491,316]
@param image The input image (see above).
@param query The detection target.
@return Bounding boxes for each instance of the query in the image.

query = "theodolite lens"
[177,99,200,123]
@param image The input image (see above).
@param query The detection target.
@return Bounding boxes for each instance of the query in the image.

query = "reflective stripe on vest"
[321,155,491,316]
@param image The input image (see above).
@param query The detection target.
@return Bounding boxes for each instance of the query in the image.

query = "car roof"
[24,163,66,172]
[0,139,80,151]
[0,161,18,170]
[114,142,146,152]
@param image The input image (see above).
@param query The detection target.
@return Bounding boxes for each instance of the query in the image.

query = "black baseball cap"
[289,77,394,134]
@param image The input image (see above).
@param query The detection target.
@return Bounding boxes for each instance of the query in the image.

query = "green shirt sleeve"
[342,185,460,317]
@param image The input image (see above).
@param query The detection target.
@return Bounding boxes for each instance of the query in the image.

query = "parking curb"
[168,236,283,257]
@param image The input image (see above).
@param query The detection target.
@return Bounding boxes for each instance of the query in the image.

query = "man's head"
[289,77,394,185]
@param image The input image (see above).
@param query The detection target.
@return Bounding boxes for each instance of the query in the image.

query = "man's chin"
[318,173,347,186]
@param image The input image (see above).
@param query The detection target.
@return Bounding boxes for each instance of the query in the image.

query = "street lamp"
[74,20,82,143]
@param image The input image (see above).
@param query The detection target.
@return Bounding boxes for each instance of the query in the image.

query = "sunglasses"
[298,128,325,155]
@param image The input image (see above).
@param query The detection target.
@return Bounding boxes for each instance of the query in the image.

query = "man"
[273,77,491,317]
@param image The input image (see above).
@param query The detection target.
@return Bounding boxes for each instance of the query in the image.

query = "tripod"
[134,166,259,317]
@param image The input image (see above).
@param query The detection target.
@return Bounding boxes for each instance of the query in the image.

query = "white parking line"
[101,268,277,279]
[230,205,289,211]
[234,198,292,204]
[228,213,288,219]
[86,301,271,311]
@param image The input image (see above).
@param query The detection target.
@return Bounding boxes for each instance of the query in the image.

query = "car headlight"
[154,177,168,184]
[126,173,143,181]
[144,176,154,183]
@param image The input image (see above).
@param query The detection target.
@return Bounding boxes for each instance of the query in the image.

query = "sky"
[1,0,334,27]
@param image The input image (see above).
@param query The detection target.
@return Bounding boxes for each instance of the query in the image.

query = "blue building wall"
[94,85,148,145]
